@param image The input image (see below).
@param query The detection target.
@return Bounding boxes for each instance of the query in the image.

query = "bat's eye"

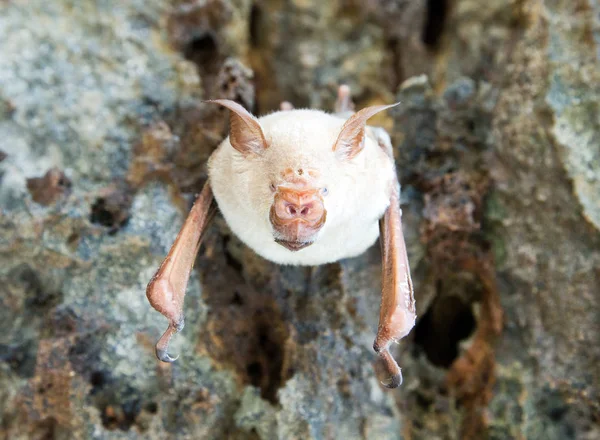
[270,183,276,192]
[321,187,328,196]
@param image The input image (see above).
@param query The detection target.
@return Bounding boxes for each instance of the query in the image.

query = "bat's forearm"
[375,182,416,388]
[146,182,216,362]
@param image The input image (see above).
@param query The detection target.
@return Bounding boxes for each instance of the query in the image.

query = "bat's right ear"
[206,99,267,155]
[333,103,399,160]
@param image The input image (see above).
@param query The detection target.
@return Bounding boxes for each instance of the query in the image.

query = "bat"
[146,85,416,388]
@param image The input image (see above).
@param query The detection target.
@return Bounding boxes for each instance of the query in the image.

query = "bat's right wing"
[146,182,216,362]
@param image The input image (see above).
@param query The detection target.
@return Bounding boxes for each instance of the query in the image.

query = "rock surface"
[0,0,598,439]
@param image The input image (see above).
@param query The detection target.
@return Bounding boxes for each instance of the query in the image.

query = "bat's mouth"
[274,239,314,252]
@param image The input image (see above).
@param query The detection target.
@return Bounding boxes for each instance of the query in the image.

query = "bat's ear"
[332,103,399,160]
[207,99,267,155]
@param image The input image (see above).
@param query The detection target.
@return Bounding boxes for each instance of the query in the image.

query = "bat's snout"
[269,187,326,251]
[272,188,324,223]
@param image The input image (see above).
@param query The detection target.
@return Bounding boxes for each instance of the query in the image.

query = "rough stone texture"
[1,0,599,439]
[487,1,600,438]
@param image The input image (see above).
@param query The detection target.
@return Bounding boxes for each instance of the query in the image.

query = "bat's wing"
[333,86,415,387]
[373,130,417,388]
[146,182,217,362]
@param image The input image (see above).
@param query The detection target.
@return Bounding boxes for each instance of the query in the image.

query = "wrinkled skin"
[147,86,416,388]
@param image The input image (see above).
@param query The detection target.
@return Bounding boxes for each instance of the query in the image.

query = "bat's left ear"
[207,99,268,156]
[332,103,399,160]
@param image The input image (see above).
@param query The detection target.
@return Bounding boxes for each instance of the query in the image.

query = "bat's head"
[208,100,396,253]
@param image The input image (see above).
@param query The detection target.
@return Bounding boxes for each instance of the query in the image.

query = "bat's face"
[208,100,396,265]
[235,110,349,252]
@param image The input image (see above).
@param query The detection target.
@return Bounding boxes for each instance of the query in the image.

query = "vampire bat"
[146,85,416,388]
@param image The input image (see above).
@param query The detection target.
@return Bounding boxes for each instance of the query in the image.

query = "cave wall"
[0,0,598,439]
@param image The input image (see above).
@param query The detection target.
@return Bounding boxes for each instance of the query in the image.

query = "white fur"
[208,109,396,266]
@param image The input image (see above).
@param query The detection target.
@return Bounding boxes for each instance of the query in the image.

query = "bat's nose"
[269,187,326,250]
[273,192,324,224]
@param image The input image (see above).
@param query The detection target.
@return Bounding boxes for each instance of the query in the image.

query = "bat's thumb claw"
[381,371,403,388]
[154,321,183,363]
[156,347,179,363]
[374,340,404,389]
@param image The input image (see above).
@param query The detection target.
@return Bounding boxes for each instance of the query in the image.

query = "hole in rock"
[422,0,448,50]
[144,402,158,414]
[246,362,263,387]
[89,188,131,235]
[414,294,476,367]
[183,34,219,71]
[90,370,108,390]
[249,4,264,48]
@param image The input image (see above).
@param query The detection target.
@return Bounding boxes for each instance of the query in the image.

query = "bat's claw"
[154,319,184,363]
[381,371,403,388]
[156,347,179,363]
[373,340,403,389]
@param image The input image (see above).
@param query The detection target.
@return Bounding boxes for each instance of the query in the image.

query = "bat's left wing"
[333,86,416,388]
[372,129,416,388]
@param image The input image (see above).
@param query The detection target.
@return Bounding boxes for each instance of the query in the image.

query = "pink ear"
[332,103,399,159]
[207,99,267,155]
